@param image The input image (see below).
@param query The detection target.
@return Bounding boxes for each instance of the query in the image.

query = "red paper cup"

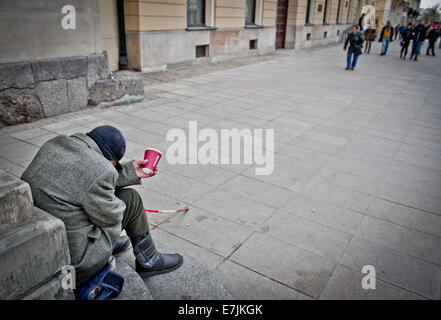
[143,148,162,174]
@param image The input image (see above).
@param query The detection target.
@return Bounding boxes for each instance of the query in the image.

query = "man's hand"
[133,160,158,179]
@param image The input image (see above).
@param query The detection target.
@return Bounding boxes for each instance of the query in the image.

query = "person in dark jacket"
[364,28,376,54]
[399,24,406,40]
[358,13,365,31]
[394,24,401,40]
[410,20,426,61]
[426,25,439,56]
[400,23,413,59]
[344,25,365,70]
[379,21,394,55]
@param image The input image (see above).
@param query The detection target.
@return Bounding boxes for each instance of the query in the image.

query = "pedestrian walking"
[364,28,376,53]
[400,23,413,59]
[438,25,441,49]
[399,24,406,40]
[344,25,364,71]
[426,25,439,56]
[410,20,426,61]
[379,21,394,55]
[358,13,365,31]
[395,24,401,40]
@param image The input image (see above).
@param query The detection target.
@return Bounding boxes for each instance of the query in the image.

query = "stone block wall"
[0,54,109,126]
[0,169,74,300]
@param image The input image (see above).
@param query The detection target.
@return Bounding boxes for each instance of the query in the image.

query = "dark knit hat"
[86,126,126,170]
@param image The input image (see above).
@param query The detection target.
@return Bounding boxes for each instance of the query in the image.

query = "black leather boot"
[112,235,130,255]
[131,233,183,278]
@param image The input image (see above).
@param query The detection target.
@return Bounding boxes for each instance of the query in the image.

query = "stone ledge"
[0,169,34,235]
[115,259,153,300]
[0,88,43,125]
[87,54,110,89]
[31,56,88,82]
[21,271,74,300]
[0,207,70,299]
[117,241,233,300]
[0,53,110,125]
[0,62,34,91]
[88,71,144,107]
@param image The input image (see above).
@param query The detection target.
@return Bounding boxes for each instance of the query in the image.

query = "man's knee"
[116,188,142,205]
[115,188,144,216]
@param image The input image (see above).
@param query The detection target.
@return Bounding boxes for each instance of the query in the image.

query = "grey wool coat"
[21,133,141,282]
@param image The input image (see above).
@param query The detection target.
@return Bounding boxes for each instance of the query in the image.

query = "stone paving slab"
[342,238,441,300]
[319,265,425,300]
[262,209,352,262]
[1,40,441,299]
[214,260,311,300]
[230,233,336,298]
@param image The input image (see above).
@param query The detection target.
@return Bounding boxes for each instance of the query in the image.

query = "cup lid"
[145,148,162,156]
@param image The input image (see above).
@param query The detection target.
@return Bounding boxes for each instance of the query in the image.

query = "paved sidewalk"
[1,40,441,299]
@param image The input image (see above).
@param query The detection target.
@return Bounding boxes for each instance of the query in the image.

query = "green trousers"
[116,188,150,238]
[76,188,149,286]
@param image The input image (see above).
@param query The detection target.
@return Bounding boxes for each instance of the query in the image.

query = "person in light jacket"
[21,126,183,288]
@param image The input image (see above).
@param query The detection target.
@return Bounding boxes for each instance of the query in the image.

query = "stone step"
[0,169,34,236]
[116,242,233,300]
[0,207,72,299]
[88,71,144,108]
[114,259,153,300]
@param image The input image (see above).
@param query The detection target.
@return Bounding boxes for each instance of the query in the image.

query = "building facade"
[113,0,363,72]
[0,0,422,126]
[375,0,421,29]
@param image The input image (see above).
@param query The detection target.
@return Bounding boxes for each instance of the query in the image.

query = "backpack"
[75,257,124,300]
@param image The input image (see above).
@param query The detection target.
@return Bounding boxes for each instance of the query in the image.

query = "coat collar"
[70,133,103,156]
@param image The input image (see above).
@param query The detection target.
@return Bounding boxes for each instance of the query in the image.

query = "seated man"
[21,126,183,289]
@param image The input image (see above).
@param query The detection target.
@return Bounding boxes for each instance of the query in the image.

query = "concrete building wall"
[262,0,278,26]
[312,0,327,25]
[124,0,187,31]
[216,0,246,28]
[285,0,351,50]
[126,0,277,72]
[329,0,341,23]
[100,0,119,71]
[0,0,103,64]
[340,0,349,23]
[0,0,113,126]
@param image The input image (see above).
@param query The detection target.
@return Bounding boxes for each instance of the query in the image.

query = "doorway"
[275,0,288,49]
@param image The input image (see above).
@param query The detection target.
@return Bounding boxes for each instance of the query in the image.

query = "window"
[187,0,205,27]
[196,45,209,58]
[249,39,258,49]
[323,0,329,24]
[336,0,342,23]
[305,0,312,24]
[246,0,256,25]
[347,0,352,22]
[307,33,311,40]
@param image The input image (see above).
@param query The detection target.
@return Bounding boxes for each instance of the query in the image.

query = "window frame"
[323,0,330,24]
[187,0,206,28]
[336,0,342,24]
[305,0,312,25]
[245,0,257,26]
[347,0,352,23]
